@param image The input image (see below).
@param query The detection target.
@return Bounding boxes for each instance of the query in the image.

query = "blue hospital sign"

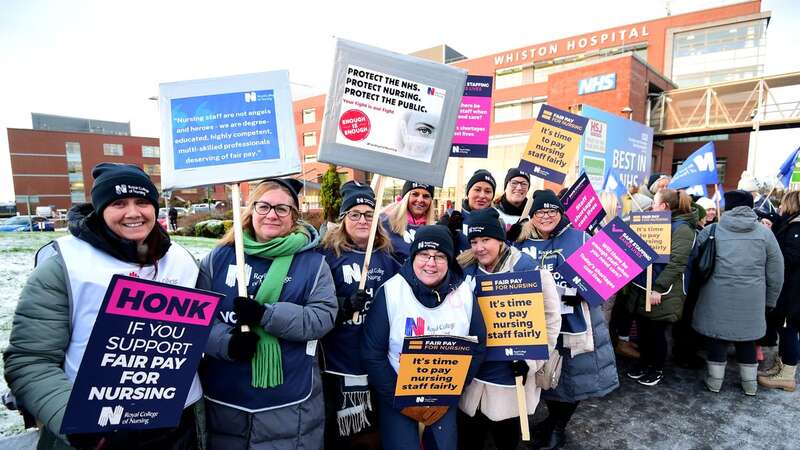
[578,73,617,95]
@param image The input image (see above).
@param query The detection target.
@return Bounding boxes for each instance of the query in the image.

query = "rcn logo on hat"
[468,226,485,234]
[356,197,376,207]
[543,202,559,210]
[417,240,440,250]
[115,185,128,195]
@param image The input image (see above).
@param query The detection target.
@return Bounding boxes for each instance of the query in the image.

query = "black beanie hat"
[531,189,564,214]
[91,163,159,214]
[724,189,754,211]
[262,178,303,208]
[504,168,530,189]
[466,169,496,194]
[340,180,376,216]
[467,208,506,242]
[410,225,455,262]
[402,180,435,198]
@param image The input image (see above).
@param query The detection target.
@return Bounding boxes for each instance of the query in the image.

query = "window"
[103,143,124,156]
[302,108,316,124]
[493,99,545,123]
[143,164,160,176]
[180,188,198,194]
[304,154,317,162]
[142,145,160,158]
[495,65,534,89]
[65,142,85,203]
[303,132,317,147]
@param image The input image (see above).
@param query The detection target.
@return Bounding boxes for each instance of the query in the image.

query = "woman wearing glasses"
[513,190,618,450]
[381,181,437,263]
[362,225,486,450]
[456,208,562,450]
[494,168,531,231]
[198,179,338,450]
[318,181,400,449]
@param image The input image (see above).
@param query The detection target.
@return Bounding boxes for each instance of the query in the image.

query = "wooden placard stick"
[230,183,250,333]
[352,175,387,322]
[516,375,531,441]
[645,265,653,313]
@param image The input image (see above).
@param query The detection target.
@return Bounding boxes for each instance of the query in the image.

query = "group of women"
[6,161,795,450]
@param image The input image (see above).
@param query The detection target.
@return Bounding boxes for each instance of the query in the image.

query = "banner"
[579,105,653,196]
[61,275,223,434]
[668,142,718,189]
[318,39,467,186]
[394,335,476,407]
[777,146,800,188]
[560,172,606,233]
[555,217,658,306]
[451,75,493,158]
[519,104,588,185]
[475,271,548,361]
[158,70,300,189]
[629,211,671,264]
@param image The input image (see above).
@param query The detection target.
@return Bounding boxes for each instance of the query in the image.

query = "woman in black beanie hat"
[5,163,203,450]
[381,180,437,263]
[455,208,562,450]
[494,168,531,230]
[439,169,497,253]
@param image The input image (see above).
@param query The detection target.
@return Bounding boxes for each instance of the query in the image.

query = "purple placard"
[560,172,606,232]
[451,75,493,158]
[555,217,658,306]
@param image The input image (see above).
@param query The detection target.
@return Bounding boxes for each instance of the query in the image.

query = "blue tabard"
[200,245,323,412]
[319,247,400,376]
[513,226,589,335]
[380,214,424,264]
[464,251,538,386]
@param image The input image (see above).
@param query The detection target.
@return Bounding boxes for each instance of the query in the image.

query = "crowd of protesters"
[4,162,797,450]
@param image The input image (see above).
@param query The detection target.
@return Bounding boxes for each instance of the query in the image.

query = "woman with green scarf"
[198,179,338,450]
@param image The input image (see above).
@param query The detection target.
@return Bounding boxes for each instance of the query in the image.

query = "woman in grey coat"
[692,190,784,396]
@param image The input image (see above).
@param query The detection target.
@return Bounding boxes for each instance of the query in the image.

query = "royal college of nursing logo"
[115,185,128,195]
[97,405,124,427]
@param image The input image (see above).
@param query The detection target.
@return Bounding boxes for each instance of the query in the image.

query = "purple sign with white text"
[451,75,493,158]
[560,172,606,232]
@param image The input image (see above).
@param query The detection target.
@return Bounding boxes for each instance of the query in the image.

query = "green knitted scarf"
[242,228,309,388]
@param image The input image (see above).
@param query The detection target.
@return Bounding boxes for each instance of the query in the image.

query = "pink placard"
[563,230,639,300]
[106,277,220,326]
[453,96,492,145]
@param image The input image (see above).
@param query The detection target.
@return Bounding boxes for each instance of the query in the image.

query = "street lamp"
[621,106,633,120]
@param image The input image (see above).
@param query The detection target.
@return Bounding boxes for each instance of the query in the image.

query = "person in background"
[168,205,179,231]
[738,171,777,214]
[440,169,497,252]
[696,197,717,226]
[625,189,696,387]
[5,163,203,450]
[318,181,400,449]
[758,190,800,392]
[493,168,531,231]
[692,190,784,396]
[198,178,337,449]
[514,190,619,450]
[456,208,561,450]
[361,225,486,450]
[380,181,437,264]
[638,174,671,201]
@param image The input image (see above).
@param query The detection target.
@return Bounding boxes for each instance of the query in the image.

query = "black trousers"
[637,317,669,370]
[543,400,579,430]
[706,338,757,364]
[457,409,520,450]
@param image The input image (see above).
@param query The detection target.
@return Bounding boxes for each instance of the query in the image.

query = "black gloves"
[438,211,464,251]
[562,295,582,308]
[68,431,136,450]
[67,433,104,450]
[339,290,370,320]
[234,296,266,327]
[511,360,530,385]
[506,219,528,242]
[228,328,260,361]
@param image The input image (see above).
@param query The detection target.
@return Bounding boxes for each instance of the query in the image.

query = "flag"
[602,165,627,198]
[777,146,800,188]
[668,142,718,189]
[711,184,725,210]
[685,184,708,197]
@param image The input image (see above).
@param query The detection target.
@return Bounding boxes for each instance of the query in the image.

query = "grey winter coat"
[541,305,619,403]
[692,206,784,341]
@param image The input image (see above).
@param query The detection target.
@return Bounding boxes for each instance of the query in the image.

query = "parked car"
[158,207,188,218]
[0,215,55,232]
[189,203,211,214]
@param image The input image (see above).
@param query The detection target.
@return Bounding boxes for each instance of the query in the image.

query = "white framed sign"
[318,39,467,186]
[158,70,300,190]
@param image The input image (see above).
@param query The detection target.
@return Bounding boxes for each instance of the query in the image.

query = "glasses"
[344,211,374,222]
[533,209,560,218]
[416,252,448,265]
[253,202,295,217]
[509,180,530,190]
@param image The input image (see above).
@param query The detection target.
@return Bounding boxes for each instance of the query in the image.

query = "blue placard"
[170,90,280,170]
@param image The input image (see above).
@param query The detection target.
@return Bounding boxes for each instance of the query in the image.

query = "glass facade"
[671,19,767,87]
[494,99,545,123]
[103,143,124,156]
[142,145,160,157]
[66,142,85,203]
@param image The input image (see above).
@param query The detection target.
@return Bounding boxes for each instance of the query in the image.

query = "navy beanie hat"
[410,225,455,262]
[402,180,435,198]
[467,208,506,242]
[724,189,754,211]
[504,168,530,188]
[262,178,303,208]
[531,189,564,214]
[340,180,376,215]
[466,169,496,194]
[91,163,159,214]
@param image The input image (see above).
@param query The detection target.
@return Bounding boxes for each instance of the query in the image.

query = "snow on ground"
[0,232,216,437]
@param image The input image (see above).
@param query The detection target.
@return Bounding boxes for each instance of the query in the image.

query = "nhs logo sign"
[578,73,616,95]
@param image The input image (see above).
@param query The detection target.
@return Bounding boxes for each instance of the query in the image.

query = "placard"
[159,70,300,189]
[519,104,588,185]
[61,275,223,433]
[555,217,658,306]
[451,75,493,158]
[393,335,476,408]
[319,39,467,186]
[476,271,548,361]
[560,172,606,233]
[629,211,671,263]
